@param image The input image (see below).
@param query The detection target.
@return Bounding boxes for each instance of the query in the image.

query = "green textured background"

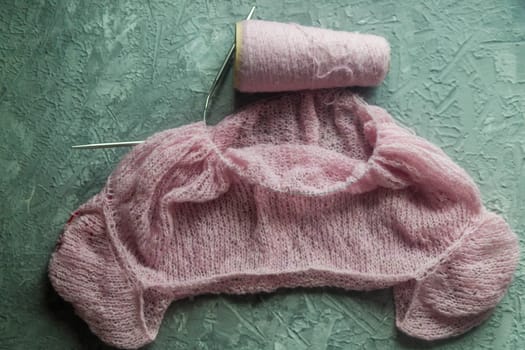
[1,0,524,349]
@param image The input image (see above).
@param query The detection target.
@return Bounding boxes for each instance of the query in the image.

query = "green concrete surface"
[1,0,524,349]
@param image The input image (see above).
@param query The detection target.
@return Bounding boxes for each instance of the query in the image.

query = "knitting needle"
[72,6,256,150]
[203,5,255,125]
[71,141,145,149]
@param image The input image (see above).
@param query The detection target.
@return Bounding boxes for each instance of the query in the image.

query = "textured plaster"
[0,0,524,349]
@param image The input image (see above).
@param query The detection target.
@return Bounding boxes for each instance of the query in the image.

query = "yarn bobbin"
[234,20,390,93]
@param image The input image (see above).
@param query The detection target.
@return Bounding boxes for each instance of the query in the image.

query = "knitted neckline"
[204,91,385,197]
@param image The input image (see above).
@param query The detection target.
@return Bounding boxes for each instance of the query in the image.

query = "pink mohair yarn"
[234,20,391,92]
[49,89,519,349]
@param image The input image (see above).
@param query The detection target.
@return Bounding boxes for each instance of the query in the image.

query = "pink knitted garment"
[49,89,519,349]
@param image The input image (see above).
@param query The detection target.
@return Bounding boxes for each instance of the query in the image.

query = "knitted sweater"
[49,89,519,349]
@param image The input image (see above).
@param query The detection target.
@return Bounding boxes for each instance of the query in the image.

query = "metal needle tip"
[73,5,256,150]
[72,141,144,149]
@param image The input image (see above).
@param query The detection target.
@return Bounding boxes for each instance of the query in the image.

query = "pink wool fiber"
[49,90,519,349]
[234,20,391,92]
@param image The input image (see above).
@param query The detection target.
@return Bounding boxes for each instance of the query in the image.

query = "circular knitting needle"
[203,5,255,125]
[71,141,144,149]
[72,6,256,150]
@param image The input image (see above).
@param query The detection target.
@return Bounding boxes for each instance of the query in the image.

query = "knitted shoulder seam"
[101,184,157,340]
[413,209,487,281]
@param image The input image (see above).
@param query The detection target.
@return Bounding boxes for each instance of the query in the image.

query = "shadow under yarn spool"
[234,20,391,93]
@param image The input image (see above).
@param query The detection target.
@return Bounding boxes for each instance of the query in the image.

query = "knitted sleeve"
[361,106,520,339]
[365,104,482,206]
[48,123,229,349]
[394,210,519,339]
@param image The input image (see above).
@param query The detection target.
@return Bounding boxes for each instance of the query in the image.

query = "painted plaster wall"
[0,0,524,349]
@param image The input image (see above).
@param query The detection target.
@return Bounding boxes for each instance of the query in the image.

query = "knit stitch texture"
[49,89,519,349]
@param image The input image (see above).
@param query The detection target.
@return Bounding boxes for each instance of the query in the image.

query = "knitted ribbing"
[48,89,519,349]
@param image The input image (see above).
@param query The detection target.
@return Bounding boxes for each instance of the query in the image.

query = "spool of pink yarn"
[234,20,391,93]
